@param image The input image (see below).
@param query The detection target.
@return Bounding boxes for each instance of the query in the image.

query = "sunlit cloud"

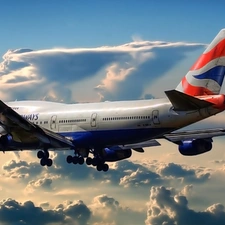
[0,41,204,102]
[146,186,225,225]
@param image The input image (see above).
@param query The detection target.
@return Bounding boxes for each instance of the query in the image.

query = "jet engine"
[102,147,132,162]
[0,134,13,151]
[179,139,212,156]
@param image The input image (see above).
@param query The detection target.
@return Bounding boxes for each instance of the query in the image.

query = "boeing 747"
[0,29,225,171]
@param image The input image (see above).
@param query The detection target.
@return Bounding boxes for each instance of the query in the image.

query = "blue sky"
[0,0,225,57]
[0,1,225,225]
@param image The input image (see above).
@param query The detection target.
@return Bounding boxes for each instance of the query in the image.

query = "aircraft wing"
[164,128,225,144]
[0,100,74,149]
[116,128,225,152]
[116,139,161,153]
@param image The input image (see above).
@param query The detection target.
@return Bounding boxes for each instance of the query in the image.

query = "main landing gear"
[66,149,109,172]
[86,157,109,172]
[66,154,85,165]
[37,149,53,167]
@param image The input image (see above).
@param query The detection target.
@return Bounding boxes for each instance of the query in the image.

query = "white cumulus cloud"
[0,41,204,102]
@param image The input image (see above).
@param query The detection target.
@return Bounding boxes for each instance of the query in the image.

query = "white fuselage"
[4,98,221,149]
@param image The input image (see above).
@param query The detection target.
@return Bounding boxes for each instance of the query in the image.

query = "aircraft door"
[91,113,97,127]
[152,110,160,125]
[50,115,57,130]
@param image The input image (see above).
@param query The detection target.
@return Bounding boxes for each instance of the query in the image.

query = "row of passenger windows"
[59,119,87,123]
[33,116,150,125]
[102,116,151,121]
[35,121,48,125]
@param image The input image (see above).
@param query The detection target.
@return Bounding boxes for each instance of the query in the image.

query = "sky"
[0,1,225,225]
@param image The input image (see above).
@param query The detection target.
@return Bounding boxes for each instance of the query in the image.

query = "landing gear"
[66,150,85,165]
[86,157,92,165]
[96,162,109,172]
[37,150,52,167]
[66,149,109,172]
[85,156,109,172]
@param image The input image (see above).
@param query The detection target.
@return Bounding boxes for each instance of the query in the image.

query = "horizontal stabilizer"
[165,90,214,111]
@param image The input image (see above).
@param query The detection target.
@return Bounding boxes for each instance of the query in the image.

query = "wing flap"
[165,90,214,111]
[117,139,161,152]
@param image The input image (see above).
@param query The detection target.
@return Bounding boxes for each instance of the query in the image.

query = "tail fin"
[176,29,225,96]
[165,90,213,111]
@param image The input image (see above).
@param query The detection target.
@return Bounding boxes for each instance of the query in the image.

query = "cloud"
[2,154,225,224]
[157,162,210,183]
[179,184,193,196]
[146,186,225,225]
[2,159,43,179]
[56,200,91,225]
[50,155,164,188]
[119,168,162,188]
[39,202,50,209]
[0,198,91,225]
[25,175,59,194]
[0,41,204,102]
[2,155,212,191]
[212,159,225,164]
[0,198,64,225]
[0,193,144,225]
[90,194,145,225]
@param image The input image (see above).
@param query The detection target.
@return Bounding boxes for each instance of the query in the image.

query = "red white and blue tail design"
[176,29,225,96]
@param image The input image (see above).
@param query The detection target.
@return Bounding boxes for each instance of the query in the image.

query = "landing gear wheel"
[78,157,84,165]
[37,150,44,159]
[92,158,98,166]
[40,158,47,166]
[66,155,73,164]
[97,163,103,171]
[44,150,49,159]
[102,163,109,172]
[86,157,92,165]
[72,156,79,164]
[46,158,53,167]
[38,149,52,167]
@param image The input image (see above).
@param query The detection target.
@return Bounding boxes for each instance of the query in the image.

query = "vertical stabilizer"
[176,29,225,96]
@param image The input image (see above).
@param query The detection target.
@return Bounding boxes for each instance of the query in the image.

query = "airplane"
[0,29,225,172]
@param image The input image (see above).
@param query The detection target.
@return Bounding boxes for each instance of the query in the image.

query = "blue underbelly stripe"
[59,127,174,147]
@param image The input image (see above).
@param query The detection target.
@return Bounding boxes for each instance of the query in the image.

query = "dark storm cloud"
[146,186,225,225]
[0,198,91,225]
[158,163,210,183]
[0,194,144,225]
[0,198,64,225]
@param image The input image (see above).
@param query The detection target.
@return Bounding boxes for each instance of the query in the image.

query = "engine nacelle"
[0,134,13,150]
[179,139,212,156]
[102,147,132,162]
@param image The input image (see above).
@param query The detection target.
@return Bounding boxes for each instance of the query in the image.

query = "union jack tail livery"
[176,29,225,96]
